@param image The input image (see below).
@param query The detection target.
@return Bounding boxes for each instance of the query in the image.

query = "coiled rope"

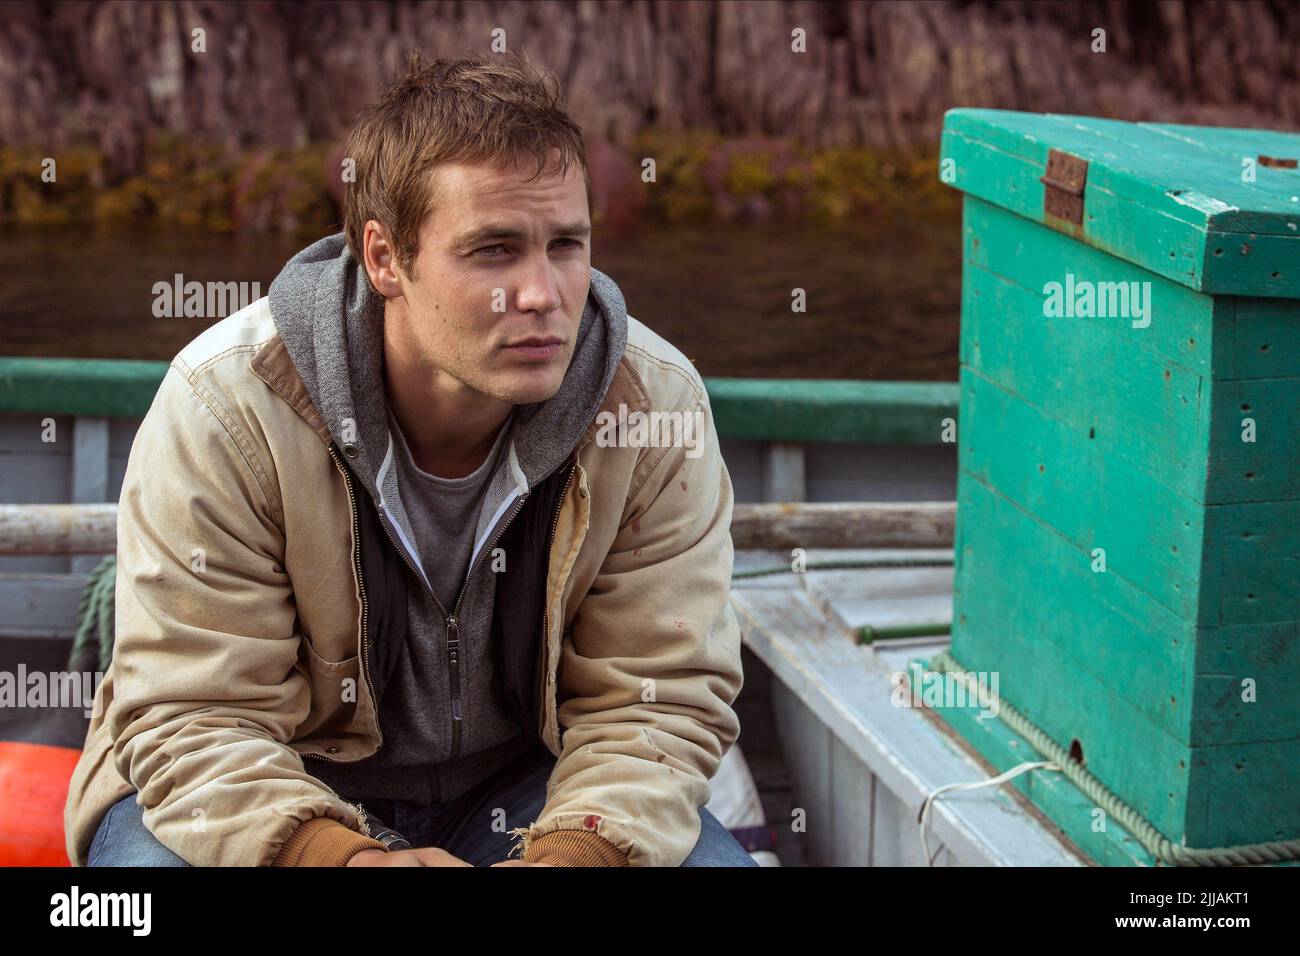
[69,556,117,673]
[927,650,1300,866]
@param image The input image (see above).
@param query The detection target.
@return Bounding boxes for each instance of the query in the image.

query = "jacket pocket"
[294,640,361,741]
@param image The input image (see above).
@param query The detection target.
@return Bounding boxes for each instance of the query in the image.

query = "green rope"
[69,556,117,673]
[733,557,952,580]
[928,650,1300,866]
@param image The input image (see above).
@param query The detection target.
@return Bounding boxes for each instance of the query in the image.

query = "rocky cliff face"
[3,0,1297,180]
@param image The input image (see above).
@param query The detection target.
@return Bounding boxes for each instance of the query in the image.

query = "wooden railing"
[0,357,960,510]
[0,501,955,555]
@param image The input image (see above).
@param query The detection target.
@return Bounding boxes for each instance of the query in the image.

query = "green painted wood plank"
[908,659,1154,866]
[0,359,962,446]
[1191,620,1300,746]
[1201,500,1300,626]
[967,199,1300,395]
[948,109,1300,231]
[964,227,1298,506]
[952,475,1300,845]
[1217,297,1300,380]
[1141,121,1300,233]
[943,111,1300,296]
[952,478,1193,839]
[944,112,1208,231]
[1062,114,1300,220]
[0,358,169,418]
[1207,377,1300,503]
[702,377,958,444]
[959,370,1300,740]
[953,462,1195,746]
[933,651,1300,852]
[960,367,1203,621]
[963,197,1215,378]
[1190,736,1300,847]
[944,129,1214,292]
[1200,234,1300,298]
[1146,122,1300,168]
[953,460,1298,747]
[961,260,1210,502]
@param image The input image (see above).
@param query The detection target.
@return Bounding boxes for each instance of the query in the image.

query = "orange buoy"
[0,741,82,866]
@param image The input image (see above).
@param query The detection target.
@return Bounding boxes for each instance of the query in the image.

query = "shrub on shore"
[0,132,957,233]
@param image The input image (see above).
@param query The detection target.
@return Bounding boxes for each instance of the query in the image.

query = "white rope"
[917,760,1062,866]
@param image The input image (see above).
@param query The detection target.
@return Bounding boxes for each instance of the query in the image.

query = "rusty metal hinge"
[1040,149,1089,225]
[1258,154,1298,169]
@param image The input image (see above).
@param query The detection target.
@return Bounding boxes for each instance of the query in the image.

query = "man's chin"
[492,372,566,407]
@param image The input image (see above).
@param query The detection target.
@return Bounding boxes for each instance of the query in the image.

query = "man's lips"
[503,336,565,360]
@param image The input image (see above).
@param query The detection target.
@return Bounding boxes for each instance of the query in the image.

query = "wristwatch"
[361,807,413,852]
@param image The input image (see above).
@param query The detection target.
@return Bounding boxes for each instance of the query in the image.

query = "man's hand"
[490,859,554,867]
[346,847,472,867]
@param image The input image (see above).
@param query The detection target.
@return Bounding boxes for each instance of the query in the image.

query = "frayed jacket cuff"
[523,829,629,867]
[272,817,387,866]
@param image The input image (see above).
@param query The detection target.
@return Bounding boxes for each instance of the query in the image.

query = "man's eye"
[473,240,582,257]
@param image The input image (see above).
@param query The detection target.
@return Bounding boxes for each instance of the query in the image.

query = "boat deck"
[731,548,1088,867]
[1,547,1090,866]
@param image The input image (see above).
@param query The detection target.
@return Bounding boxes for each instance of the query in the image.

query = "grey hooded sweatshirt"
[266,233,628,804]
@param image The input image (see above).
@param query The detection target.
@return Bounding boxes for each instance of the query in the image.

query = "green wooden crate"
[937,109,1300,858]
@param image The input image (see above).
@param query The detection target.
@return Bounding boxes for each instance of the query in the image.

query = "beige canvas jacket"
[63,297,743,867]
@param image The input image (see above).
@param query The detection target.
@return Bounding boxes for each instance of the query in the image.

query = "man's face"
[383,156,591,406]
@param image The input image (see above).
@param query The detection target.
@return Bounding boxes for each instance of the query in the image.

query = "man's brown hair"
[341,50,591,280]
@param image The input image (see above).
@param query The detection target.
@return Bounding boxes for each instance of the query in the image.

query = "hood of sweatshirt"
[265,232,628,578]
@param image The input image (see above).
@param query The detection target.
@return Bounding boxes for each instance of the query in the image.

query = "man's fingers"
[348,846,473,867]
[490,859,554,867]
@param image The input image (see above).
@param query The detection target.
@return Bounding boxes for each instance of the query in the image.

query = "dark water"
[0,212,961,381]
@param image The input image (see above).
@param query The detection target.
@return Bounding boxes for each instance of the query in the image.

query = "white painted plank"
[804,443,957,502]
[772,680,833,865]
[871,775,928,866]
[718,439,763,504]
[762,442,806,503]
[0,573,88,639]
[731,585,1084,867]
[801,564,955,635]
[720,439,956,505]
[71,417,111,574]
[70,417,110,504]
[830,733,875,865]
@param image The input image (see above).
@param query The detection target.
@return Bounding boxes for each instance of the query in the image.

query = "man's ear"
[362,221,405,298]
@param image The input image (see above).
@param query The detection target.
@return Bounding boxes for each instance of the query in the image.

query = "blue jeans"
[87,746,758,867]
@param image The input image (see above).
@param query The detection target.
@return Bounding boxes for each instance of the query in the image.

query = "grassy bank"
[0,132,958,234]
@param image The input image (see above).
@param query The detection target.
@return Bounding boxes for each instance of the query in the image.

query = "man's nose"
[514,255,562,316]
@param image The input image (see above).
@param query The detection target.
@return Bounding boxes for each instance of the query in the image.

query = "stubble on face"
[387,155,592,409]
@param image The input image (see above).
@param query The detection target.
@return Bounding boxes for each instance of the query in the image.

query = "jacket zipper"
[323,442,575,765]
[442,491,530,760]
[304,444,380,767]
[339,452,473,762]
[536,459,579,740]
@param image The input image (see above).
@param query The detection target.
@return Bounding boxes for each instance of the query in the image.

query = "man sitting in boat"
[63,51,751,868]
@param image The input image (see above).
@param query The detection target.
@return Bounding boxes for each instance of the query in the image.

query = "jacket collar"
[250,334,332,444]
[258,233,634,497]
[252,334,651,458]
